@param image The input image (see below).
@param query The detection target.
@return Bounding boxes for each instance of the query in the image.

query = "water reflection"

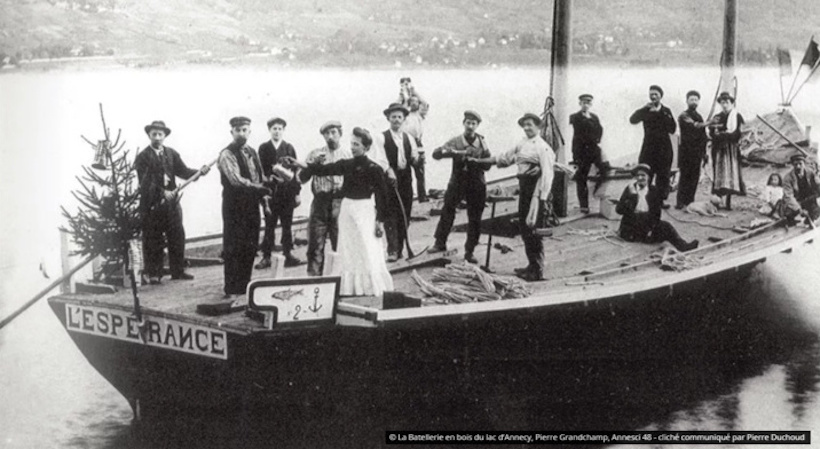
[69,259,820,449]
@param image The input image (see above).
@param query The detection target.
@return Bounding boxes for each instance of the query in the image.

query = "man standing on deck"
[629,85,677,205]
[217,117,271,299]
[782,153,820,225]
[135,120,211,285]
[403,94,428,203]
[372,103,419,262]
[256,117,303,270]
[299,121,352,276]
[427,110,492,264]
[676,90,710,209]
[569,94,609,214]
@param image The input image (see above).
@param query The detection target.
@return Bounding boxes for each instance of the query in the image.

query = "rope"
[663,209,736,231]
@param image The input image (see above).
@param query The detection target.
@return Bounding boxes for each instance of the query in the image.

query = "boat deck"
[52,166,817,332]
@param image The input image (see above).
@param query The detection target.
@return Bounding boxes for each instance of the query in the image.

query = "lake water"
[0,66,819,448]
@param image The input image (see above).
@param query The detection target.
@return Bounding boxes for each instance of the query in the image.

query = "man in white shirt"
[403,95,428,202]
[373,103,418,262]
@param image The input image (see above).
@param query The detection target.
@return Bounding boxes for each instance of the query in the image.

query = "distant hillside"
[1,0,818,69]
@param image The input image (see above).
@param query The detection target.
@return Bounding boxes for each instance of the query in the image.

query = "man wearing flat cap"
[569,94,609,213]
[676,90,709,209]
[299,120,352,276]
[428,110,492,263]
[372,103,419,262]
[615,163,698,252]
[782,153,820,225]
[217,116,271,298]
[630,84,677,205]
[256,117,303,270]
[135,120,211,284]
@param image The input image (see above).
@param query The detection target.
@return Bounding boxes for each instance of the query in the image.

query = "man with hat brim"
[134,120,211,284]
[676,90,710,210]
[371,103,419,262]
[630,84,677,205]
[298,120,352,276]
[217,117,272,298]
[256,116,303,270]
[470,113,556,281]
[569,94,610,213]
[428,109,493,264]
[614,162,698,252]
[782,153,820,225]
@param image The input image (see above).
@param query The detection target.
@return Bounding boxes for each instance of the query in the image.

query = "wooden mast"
[720,0,738,95]
[551,0,571,163]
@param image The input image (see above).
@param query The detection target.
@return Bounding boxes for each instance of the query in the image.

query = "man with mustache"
[217,116,271,299]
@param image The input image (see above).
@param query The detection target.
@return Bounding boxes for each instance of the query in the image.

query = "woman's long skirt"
[712,141,746,196]
[337,197,394,296]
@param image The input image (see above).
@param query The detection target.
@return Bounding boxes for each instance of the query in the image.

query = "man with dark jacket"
[134,120,210,284]
[427,110,492,263]
[217,117,271,299]
[256,117,303,269]
[630,85,677,203]
[676,90,709,209]
[372,103,418,262]
[783,153,820,224]
[569,94,609,213]
[616,164,698,252]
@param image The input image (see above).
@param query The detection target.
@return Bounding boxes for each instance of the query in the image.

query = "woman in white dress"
[296,127,393,296]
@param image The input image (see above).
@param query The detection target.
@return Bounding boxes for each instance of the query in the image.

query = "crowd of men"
[134,80,820,297]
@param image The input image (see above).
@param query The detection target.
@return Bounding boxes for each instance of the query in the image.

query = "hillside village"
[1,0,817,69]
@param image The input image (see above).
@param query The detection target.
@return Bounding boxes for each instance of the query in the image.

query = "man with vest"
[217,116,271,299]
[372,103,419,262]
[135,120,210,285]
[427,110,492,263]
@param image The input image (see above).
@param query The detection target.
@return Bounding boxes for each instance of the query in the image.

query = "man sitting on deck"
[783,153,820,225]
[615,164,699,252]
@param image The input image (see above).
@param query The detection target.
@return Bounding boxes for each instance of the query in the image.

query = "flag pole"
[788,59,820,104]
[786,35,815,102]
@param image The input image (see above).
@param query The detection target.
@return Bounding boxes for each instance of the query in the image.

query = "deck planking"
[52,165,815,332]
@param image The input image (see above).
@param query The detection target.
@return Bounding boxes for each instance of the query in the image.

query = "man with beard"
[676,90,710,209]
[217,117,271,299]
[298,121,352,276]
[783,153,820,225]
[135,120,210,285]
[629,84,677,205]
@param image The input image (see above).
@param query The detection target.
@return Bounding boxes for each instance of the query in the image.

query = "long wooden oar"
[0,255,94,331]
[392,184,427,260]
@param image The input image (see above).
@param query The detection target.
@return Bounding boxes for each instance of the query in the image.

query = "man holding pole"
[135,120,211,285]
[218,117,271,299]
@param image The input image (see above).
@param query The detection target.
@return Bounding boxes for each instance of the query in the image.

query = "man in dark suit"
[134,120,210,284]
[569,94,609,213]
[630,85,677,203]
[616,164,698,252]
[676,90,709,209]
[374,103,418,262]
[256,117,303,269]
[783,153,820,224]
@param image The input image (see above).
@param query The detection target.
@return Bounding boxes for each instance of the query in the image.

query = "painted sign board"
[247,276,340,329]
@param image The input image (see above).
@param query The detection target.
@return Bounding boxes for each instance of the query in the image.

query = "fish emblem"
[270,288,304,301]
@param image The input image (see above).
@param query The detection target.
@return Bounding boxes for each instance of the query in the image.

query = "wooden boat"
[44,0,820,421]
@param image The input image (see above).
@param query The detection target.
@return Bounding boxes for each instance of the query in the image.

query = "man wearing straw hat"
[135,120,211,285]
[373,103,419,262]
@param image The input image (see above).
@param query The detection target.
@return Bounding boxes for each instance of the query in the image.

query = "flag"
[777,48,792,77]
[798,36,819,69]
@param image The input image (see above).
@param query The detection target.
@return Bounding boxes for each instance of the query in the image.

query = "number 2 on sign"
[293,304,301,320]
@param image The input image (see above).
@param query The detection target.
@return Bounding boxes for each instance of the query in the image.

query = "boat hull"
[48,259,764,420]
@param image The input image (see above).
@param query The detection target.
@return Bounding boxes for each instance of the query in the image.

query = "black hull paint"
[49,260,765,422]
